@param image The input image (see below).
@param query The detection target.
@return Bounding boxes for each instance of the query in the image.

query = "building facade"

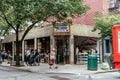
[73,0,109,26]
[1,0,116,64]
[2,25,100,64]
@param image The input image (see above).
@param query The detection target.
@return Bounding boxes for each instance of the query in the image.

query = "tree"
[0,0,89,66]
[93,13,120,39]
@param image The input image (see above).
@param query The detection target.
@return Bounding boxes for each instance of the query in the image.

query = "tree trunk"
[15,21,38,66]
[15,27,20,66]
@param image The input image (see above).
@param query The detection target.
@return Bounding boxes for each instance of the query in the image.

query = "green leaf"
[93,13,120,39]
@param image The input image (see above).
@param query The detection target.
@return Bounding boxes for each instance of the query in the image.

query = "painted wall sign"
[118,31,120,53]
[54,26,69,32]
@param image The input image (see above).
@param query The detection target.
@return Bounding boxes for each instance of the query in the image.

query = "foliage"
[0,0,89,36]
[0,0,89,66]
[93,14,120,39]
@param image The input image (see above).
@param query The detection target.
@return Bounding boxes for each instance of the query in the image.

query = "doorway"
[4,42,12,55]
[55,36,69,64]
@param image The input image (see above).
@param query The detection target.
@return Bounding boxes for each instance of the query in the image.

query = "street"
[88,72,120,80]
[0,66,87,80]
[0,66,120,80]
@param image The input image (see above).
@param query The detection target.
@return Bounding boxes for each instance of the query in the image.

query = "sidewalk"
[0,61,119,75]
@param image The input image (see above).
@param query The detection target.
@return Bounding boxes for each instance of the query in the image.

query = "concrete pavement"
[0,61,119,75]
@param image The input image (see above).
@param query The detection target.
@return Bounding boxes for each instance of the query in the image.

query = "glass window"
[116,0,120,10]
[105,40,111,53]
[109,0,115,8]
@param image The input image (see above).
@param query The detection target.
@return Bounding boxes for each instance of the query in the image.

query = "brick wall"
[73,0,109,26]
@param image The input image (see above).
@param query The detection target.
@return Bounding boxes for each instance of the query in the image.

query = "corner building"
[2,0,114,64]
[2,25,100,64]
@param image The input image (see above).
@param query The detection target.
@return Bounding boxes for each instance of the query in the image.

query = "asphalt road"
[0,66,119,80]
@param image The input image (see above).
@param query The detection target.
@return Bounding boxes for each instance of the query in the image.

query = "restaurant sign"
[54,26,69,32]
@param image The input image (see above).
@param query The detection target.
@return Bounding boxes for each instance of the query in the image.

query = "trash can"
[87,54,98,70]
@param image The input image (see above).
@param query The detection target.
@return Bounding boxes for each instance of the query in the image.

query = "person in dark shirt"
[34,49,40,66]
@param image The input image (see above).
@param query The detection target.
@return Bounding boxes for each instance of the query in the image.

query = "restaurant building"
[2,0,113,64]
[1,24,100,64]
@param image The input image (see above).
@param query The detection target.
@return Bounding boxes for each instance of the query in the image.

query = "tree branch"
[3,26,10,36]
[0,14,4,19]
[21,21,39,42]
[1,10,16,31]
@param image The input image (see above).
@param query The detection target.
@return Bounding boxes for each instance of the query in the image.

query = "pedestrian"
[44,50,49,63]
[25,48,31,65]
[33,49,41,66]
[75,46,79,64]
[0,50,2,63]
[1,50,5,62]
[49,48,58,69]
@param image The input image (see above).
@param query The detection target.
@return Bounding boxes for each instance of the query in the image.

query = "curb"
[1,64,119,75]
[94,69,120,74]
[0,64,32,72]
[0,64,84,74]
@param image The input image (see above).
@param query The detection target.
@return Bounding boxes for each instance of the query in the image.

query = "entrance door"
[56,39,64,64]
[55,36,69,64]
